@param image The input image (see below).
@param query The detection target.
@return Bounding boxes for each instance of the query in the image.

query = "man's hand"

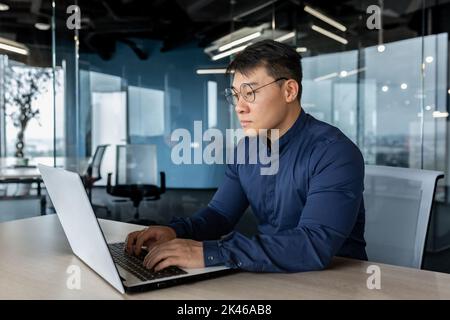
[143,239,204,271]
[125,226,176,256]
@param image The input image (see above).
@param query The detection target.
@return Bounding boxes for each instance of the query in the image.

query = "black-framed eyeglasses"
[224,77,288,106]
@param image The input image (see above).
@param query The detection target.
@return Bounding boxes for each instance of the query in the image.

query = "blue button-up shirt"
[169,110,367,272]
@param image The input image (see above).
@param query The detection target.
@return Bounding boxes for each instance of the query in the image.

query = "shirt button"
[208,256,214,261]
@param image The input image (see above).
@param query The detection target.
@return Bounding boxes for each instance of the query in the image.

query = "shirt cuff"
[203,240,227,267]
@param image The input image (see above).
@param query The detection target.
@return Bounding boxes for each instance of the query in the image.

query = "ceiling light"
[296,47,307,53]
[377,45,385,52]
[212,44,249,61]
[448,89,450,95]
[311,25,348,45]
[0,3,9,11]
[35,22,51,31]
[204,23,270,58]
[218,32,262,52]
[433,111,449,118]
[274,31,296,43]
[315,68,365,82]
[314,72,338,82]
[0,37,29,55]
[425,56,433,63]
[400,83,408,90]
[382,85,389,92]
[304,5,347,32]
[346,68,366,76]
[196,68,228,75]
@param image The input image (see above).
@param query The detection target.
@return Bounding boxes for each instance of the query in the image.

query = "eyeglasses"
[224,77,288,106]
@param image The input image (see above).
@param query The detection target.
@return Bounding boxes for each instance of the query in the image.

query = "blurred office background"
[1,0,450,272]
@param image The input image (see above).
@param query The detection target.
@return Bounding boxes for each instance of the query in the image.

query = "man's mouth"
[240,120,252,127]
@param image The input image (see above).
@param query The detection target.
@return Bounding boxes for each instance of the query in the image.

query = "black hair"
[226,39,303,101]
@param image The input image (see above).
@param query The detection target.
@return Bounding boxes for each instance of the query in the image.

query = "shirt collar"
[257,108,307,153]
[277,108,307,151]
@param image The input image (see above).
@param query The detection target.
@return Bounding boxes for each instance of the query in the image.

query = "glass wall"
[1,1,450,231]
[2,0,449,185]
[72,39,231,188]
[302,33,448,172]
[0,35,57,163]
[2,64,64,158]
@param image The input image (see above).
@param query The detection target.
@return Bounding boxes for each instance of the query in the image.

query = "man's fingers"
[125,231,140,254]
[146,253,179,271]
[146,238,167,251]
[141,238,203,270]
[145,240,180,262]
[148,238,180,254]
[143,244,176,268]
[134,229,151,256]
[154,257,179,272]
[144,248,179,270]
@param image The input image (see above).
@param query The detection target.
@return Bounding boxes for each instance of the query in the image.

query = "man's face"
[231,66,289,135]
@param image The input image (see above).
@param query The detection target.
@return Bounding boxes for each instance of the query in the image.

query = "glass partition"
[46,1,450,192]
[2,1,450,252]
[1,0,448,184]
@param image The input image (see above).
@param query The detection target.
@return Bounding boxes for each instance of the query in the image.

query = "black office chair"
[82,144,110,214]
[106,144,165,225]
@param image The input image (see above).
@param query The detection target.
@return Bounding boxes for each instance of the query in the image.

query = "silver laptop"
[38,164,232,294]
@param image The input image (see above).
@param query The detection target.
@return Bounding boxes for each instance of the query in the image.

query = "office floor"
[2,186,450,274]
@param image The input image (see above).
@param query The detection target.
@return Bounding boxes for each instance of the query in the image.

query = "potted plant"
[3,65,51,165]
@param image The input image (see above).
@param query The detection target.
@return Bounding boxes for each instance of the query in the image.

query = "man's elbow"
[283,253,334,273]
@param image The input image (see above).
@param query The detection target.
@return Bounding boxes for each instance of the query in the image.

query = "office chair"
[106,144,165,225]
[363,165,443,269]
[81,144,110,214]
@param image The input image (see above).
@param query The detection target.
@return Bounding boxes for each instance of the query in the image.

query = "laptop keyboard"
[108,242,187,282]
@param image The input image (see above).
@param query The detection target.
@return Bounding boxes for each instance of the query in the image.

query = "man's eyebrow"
[231,81,259,89]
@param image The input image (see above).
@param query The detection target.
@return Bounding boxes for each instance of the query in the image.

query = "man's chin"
[242,127,259,136]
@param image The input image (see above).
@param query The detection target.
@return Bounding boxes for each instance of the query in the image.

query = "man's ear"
[284,80,299,103]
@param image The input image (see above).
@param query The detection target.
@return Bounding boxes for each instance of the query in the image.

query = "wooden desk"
[1,215,450,299]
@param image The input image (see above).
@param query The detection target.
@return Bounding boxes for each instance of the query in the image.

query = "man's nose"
[235,96,249,114]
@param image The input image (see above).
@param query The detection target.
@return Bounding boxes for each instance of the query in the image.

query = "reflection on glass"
[1,59,64,158]
[207,81,218,128]
[128,86,165,137]
[302,33,448,171]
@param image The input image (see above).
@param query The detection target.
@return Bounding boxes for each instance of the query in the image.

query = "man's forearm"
[201,224,349,272]
[168,206,235,241]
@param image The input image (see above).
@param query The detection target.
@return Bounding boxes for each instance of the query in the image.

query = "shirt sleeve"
[168,162,250,243]
[202,139,365,272]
